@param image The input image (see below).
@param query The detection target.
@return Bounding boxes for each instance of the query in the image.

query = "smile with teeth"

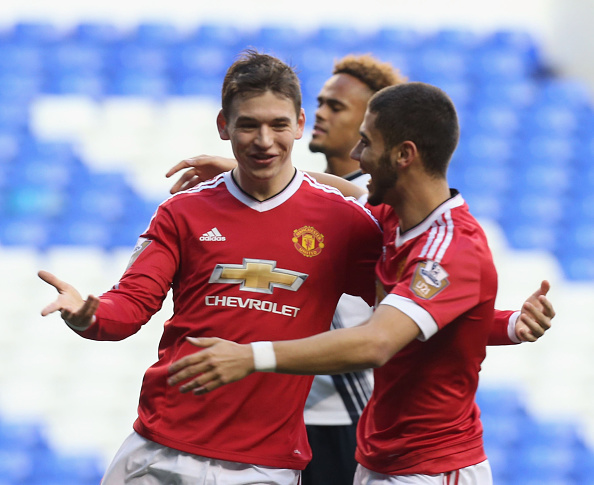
[251,153,277,162]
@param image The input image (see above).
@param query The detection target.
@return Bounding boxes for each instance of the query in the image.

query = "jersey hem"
[133,420,308,470]
[355,438,486,475]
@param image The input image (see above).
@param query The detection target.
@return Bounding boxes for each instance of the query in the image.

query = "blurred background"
[0,1,593,484]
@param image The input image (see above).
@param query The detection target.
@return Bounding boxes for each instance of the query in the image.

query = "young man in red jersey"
[167,82,547,484]
[166,54,554,485]
[38,50,382,485]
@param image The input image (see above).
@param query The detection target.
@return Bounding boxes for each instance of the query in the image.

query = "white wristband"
[251,341,277,372]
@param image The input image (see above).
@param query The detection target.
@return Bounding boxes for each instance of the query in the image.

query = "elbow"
[362,340,395,369]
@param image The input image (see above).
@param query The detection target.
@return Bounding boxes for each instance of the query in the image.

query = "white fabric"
[251,341,277,372]
[507,311,521,343]
[303,171,375,426]
[379,294,439,341]
[101,431,301,485]
[353,460,492,485]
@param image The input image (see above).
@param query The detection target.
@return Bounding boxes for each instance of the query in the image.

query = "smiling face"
[309,74,373,166]
[350,110,399,206]
[218,90,306,199]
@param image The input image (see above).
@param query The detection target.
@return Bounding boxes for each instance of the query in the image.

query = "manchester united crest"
[292,226,325,257]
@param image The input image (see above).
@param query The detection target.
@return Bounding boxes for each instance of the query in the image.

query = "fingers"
[516,300,552,342]
[165,159,195,178]
[61,295,100,327]
[168,352,210,385]
[169,170,200,194]
[38,270,71,293]
[41,300,63,317]
[538,294,556,319]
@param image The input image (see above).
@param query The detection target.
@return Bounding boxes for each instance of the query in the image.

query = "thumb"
[537,280,551,297]
[186,336,220,348]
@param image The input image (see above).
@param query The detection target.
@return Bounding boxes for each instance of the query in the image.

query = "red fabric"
[357,193,494,474]
[78,171,382,469]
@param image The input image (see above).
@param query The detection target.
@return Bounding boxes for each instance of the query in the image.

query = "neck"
[325,155,361,178]
[232,165,296,201]
[390,178,451,233]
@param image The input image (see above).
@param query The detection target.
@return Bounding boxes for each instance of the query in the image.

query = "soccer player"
[166,55,555,485]
[167,82,551,484]
[38,50,383,485]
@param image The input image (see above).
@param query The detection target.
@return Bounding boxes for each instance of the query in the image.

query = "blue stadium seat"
[516,134,576,169]
[107,71,170,97]
[0,100,31,130]
[44,71,106,97]
[465,103,522,137]
[408,48,468,83]
[424,28,480,51]
[474,79,537,110]
[172,74,224,97]
[106,43,169,75]
[131,22,182,46]
[0,72,43,102]
[186,23,245,50]
[368,27,424,52]
[168,43,234,79]
[513,164,573,197]
[469,45,534,83]
[7,21,61,44]
[0,43,44,76]
[45,41,107,74]
[70,21,121,45]
[248,25,307,57]
[536,78,592,110]
[519,104,581,137]
[310,26,368,52]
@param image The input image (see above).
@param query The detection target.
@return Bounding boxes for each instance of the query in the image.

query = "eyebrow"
[317,96,347,108]
[235,115,293,124]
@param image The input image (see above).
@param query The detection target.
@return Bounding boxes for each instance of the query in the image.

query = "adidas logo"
[200,227,226,241]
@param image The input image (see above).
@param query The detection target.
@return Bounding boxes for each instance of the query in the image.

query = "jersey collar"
[396,190,465,247]
[224,169,304,212]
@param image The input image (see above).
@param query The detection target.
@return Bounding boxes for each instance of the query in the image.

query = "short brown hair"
[221,49,302,119]
[333,54,407,93]
[368,82,459,177]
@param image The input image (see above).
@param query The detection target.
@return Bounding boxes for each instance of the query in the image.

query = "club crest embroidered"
[292,226,325,257]
[411,260,449,299]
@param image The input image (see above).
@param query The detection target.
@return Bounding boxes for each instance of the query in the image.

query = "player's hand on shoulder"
[166,155,238,194]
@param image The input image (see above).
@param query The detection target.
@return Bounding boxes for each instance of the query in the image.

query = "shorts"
[101,431,301,485]
[353,460,492,485]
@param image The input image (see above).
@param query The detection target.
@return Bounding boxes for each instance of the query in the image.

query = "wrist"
[251,341,277,372]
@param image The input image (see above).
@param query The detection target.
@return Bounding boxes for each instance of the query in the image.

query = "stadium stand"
[0,21,593,483]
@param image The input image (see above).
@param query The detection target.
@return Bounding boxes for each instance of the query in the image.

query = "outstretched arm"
[38,270,99,331]
[166,155,237,194]
[167,304,420,395]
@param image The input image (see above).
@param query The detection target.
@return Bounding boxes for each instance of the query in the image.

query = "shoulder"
[160,174,227,210]
[301,173,380,229]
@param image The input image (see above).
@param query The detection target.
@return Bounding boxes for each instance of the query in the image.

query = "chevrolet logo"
[209,259,308,294]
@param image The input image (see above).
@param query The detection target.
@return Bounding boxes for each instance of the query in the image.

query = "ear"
[294,108,306,140]
[393,141,417,168]
[216,110,230,140]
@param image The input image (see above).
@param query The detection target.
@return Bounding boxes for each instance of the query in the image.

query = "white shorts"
[101,431,301,485]
[353,460,492,485]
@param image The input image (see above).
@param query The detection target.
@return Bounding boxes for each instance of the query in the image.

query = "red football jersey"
[78,170,382,470]
[357,191,497,475]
